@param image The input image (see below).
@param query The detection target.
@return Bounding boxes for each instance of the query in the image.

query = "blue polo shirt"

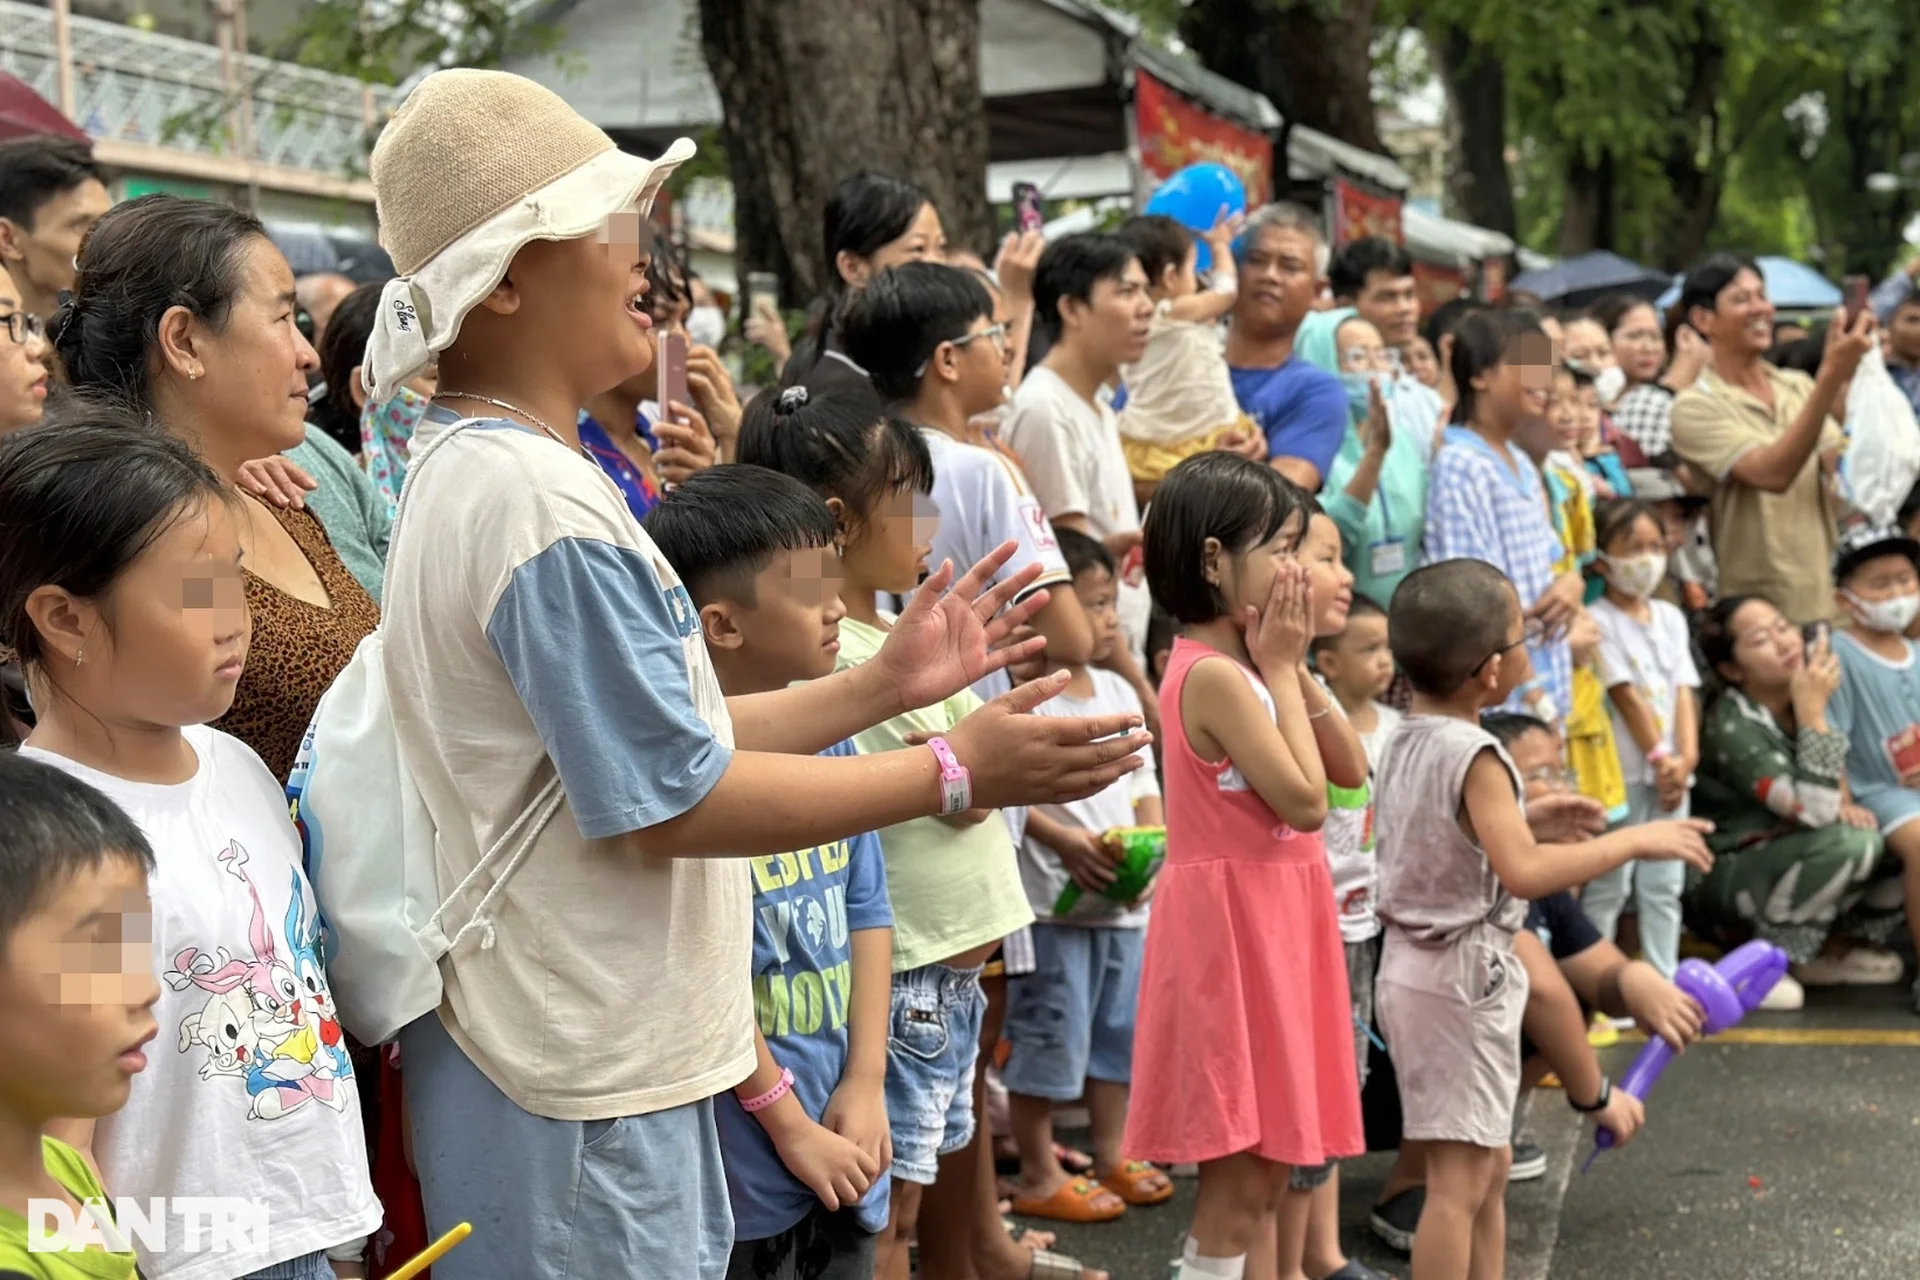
[1231,357,1350,482]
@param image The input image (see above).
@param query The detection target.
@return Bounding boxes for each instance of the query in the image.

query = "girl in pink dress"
[1129,454,1367,1280]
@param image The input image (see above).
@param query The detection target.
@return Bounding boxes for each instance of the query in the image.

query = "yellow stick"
[384,1222,472,1280]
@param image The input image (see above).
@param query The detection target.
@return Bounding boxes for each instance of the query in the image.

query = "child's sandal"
[1098,1159,1173,1206]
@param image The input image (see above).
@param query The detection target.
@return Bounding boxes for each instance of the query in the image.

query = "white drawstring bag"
[289,418,563,1045]
[1837,345,1920,529]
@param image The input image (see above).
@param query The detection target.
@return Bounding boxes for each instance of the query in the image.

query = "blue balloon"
[1144,163,1247,273]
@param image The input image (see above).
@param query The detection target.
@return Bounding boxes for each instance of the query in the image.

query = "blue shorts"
[1000,924,1144,1101]
[1857,784,1920,840]
[399,1012,733,1279]
[883,962,986,1185]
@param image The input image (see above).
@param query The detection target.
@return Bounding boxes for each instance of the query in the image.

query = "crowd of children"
[4,64,1920,1280]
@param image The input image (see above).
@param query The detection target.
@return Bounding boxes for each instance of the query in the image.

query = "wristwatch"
[1569,1074,1613,1114]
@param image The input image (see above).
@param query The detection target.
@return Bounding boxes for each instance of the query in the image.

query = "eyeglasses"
[1732,618,1798,649]
[1,312,45,346]
[914,323,1009,378]
[1521,765,1579,791]
[1340,345,1388,371]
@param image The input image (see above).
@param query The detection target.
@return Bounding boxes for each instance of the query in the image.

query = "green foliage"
[1380,0,1917,272]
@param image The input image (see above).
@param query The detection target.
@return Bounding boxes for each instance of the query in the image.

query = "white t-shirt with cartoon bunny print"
[23,725,379,1280]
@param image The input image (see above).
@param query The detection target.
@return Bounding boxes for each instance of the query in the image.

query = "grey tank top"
[1374,713,1529,944]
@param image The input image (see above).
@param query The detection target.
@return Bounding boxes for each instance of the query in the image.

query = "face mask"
[1339,372,1384,423]
[1845,590,1920,634]
[1593,364,1628,404]
[687,305,726,349]
[1604,552,1667,599]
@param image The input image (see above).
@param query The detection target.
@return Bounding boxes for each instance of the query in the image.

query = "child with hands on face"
[1125,454,1366,1280]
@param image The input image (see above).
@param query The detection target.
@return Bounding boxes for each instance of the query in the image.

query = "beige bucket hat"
[362,68,695,402]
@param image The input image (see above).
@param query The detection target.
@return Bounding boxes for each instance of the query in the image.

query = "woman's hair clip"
[49,289,78,344]
[777,385,810,414]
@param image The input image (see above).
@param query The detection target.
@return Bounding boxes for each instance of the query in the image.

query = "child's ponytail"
[736,383,934,528]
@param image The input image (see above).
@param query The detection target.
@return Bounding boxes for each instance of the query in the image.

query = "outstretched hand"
[874,543,1049,712]
[947,670,1152,810]
[1526,791,1608,844]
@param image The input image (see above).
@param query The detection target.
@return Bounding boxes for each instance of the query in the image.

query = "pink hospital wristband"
[927,736,973,815]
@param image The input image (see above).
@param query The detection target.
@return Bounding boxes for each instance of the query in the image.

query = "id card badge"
[1369,537,1408,577]
[1885,724,1920,780]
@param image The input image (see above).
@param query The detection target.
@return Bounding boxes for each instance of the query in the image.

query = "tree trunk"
[698,0,991,304]
[1181,0,1384,153]
[1426,20,1515,237]
[1560,152,1615,256]
[1655,26,1724,270]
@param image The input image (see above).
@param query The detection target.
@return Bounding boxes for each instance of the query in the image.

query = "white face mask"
[687,305,726,349]
[1593,364,1628,405]
[1604,552,1667,599]
[1845,590,1920,634]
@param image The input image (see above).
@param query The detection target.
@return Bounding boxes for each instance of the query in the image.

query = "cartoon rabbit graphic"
[162,842,346,1119]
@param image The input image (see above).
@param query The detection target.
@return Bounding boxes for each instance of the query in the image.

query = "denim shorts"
[883,962,986,1185]
[242,1250,333,1280]
[1000,924,1144,1101]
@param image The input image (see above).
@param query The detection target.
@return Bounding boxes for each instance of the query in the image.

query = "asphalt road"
[1012,986,1920,1280]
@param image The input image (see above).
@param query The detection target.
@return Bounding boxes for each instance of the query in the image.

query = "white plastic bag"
[1838,345,1920,529]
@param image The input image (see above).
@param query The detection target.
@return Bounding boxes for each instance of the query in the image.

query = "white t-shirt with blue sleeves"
[384,408,749,1121]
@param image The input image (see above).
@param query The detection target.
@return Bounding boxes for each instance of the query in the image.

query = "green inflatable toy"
[1053,826,1168,916]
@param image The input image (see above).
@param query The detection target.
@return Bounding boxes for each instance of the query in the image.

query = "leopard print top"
[214,504,379,783]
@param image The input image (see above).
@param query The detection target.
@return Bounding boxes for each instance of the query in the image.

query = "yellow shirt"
[0,1137,138,1279]
[1539,459,1629,820]
[1671,363,1845,624]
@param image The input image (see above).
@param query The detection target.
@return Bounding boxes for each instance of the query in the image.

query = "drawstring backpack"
[288,417,564,1046]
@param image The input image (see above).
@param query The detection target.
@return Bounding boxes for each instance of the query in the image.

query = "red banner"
[1412,261,1466,316]
[1135,71,1274,208]
[1332,176,1403,247]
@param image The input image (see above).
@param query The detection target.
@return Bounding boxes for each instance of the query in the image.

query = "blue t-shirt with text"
[714,738,894,1240]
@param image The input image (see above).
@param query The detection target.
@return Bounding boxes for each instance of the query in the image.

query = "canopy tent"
[1403,206,1514,270]
[1655,255,1843,312]
[1509,250,1673,308]
[0,71,88,144]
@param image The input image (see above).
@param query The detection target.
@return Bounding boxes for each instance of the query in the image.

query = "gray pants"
[400,1012,734,1280]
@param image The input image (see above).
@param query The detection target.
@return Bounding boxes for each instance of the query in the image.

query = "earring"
[188,367,203,380]
[74,646,84,666]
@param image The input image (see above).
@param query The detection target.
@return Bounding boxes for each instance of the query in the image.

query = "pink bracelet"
[740,1066,795,1114]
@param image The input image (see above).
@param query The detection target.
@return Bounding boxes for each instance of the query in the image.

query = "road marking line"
[1618,1027,1920,1046]
[1508,1101,1582,1280]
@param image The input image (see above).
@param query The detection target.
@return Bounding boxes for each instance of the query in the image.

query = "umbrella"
[0,72,88,145]
[1655,256,1842,312]
[1509,250,1674,308]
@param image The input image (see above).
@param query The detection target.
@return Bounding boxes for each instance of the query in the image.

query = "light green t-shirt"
[0,1137,138,1278]
[836,616,1035,972]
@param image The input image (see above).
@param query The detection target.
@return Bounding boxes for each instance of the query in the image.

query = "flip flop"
[1010,1176,1127,1223]
[1099,1159,1174,1206]
[1053,1143,1095,1175]
[1028,1248,1110,1280]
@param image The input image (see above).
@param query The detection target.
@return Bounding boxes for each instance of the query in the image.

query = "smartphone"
[746,270,780,324]
[1803,620,1830,656]
[659,331,689,420]
[1012,182,1044,235]
[1844,274,1871,326]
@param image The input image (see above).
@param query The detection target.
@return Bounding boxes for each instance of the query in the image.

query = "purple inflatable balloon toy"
[1584,939,1788,1169]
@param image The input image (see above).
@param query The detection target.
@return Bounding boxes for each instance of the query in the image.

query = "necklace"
[435,391,570,449]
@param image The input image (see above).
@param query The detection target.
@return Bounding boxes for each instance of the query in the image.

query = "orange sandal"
[1099,1160,1174,1206]
[1010,1176,1128,1223]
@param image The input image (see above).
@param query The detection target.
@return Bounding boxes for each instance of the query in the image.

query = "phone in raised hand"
[746,271,780,326]
[659,331,690,422]
[1843,275,1871,327]
[1012,182,1044,235]
[1803,620,1830,658]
